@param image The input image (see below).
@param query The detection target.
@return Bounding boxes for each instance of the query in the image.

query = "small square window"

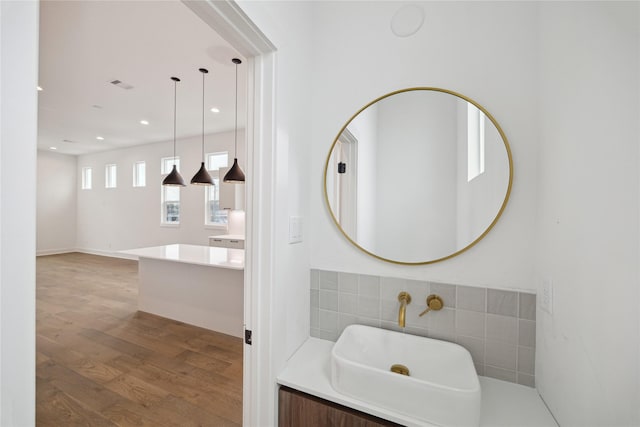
[161,157,180,175]
[206,152,228,171]
[105,164,117,188]
[133,161,146,187]
[81,167,92,190]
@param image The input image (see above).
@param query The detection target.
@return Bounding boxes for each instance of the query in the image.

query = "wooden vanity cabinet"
[278,386,403,427]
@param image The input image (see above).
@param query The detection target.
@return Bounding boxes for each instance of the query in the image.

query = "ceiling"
[38,1,246,156]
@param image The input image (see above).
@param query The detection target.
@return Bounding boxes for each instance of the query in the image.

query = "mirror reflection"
[324,88,512,264]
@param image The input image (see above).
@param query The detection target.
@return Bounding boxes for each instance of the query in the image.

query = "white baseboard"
[36,248,76,257]
[74,248,139,261]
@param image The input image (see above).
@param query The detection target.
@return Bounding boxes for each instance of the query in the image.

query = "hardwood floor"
[36,253,243,427]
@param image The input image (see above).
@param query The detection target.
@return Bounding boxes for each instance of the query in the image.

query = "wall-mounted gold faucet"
[397,291,411,327]
[419,294,444,316]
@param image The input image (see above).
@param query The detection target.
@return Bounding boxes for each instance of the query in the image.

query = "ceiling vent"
[62,139,79,144]
[110,79,134,90]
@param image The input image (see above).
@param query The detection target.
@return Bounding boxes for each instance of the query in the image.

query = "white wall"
[0,1,38,425]
[375,91,458,262]
[76,130,244,255]
[535,2,639,425]
[37,150,77,255]
[234,1,314,424]
[310,1,538,290]
[456,104,511,249]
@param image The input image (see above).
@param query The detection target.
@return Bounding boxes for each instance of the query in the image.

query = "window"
[133,161,146,187]
[161,157,181,224]
[81,167,92,189]
[205,178,228,226]
[206,152,228,171]
[205,152,229,226]
[105,164,117,188]
[161,157,180,174]
[467,103,485,182]
[162,186,180,224]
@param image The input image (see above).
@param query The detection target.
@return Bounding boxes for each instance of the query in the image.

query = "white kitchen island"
[121,244,244,338]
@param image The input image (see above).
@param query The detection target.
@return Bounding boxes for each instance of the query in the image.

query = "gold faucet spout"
[397,292,411,327]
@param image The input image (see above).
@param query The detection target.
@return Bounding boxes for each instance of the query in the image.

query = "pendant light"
[162,77,186,187]
[223,58,245,183]
[190,68,214,185]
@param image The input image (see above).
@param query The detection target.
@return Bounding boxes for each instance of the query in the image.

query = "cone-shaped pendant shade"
[224,58,245,184]
[191,162,214,185]
[162,164,186,186]
[223,158,245,183]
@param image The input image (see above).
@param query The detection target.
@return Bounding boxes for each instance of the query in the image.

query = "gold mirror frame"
[323,87,514,265]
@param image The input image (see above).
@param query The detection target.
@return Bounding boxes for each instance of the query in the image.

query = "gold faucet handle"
[419,294,443,317]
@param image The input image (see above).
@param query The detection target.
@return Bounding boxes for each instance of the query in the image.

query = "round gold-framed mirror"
[323,87,513,265]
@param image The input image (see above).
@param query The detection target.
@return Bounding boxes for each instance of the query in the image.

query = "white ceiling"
[38,0,246,156]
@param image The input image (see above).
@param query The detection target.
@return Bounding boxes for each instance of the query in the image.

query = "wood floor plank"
[36,378,118,427]
[103,373,169,408]
[37,252,243,426]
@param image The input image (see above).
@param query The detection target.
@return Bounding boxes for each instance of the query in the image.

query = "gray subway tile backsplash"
[457,285,486,312]
[487,289,519,317]
[517,346,535,375]
[430,283,456,308]
[319,290,338,311]
[485,341,517,371]
[519,292,536,320]
[456,309,486,338]
[519,319,536,348]
[357,295,380,319]
[310,270,319,290]
[309,269,537,387]
[319,270,338,290]
[517,373,536,388]
[358,275,381,297]
[485,365,517,383]
[338,272,359,294]
[338,292,358,314]
[486,314,518,344]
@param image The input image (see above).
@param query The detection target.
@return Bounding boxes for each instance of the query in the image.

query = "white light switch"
[541,278,553,315]
[289,216,303,244]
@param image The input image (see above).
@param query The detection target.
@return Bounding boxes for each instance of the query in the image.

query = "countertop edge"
[119,244,245,270]
[276,337,557,427]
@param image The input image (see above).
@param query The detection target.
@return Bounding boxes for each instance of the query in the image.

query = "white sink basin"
[331,324,481,426]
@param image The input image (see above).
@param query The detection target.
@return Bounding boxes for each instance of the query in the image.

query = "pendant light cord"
[201,71,205,161]
[173,79,177,163]
[234,61,238,158]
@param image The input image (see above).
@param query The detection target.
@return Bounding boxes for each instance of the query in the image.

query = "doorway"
[34,1,277,425]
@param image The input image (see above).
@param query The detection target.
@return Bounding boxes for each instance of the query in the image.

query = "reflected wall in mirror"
[324,88,513,265]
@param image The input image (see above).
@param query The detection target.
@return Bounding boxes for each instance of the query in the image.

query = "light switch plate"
[289,216,303,244]
[540,278,553,314]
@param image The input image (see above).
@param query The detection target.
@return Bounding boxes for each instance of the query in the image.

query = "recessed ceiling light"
[210,107,220,113]
[49,147,57,150]
[37,86,43,91]
[96,136,104,140]
[140,120,149,125]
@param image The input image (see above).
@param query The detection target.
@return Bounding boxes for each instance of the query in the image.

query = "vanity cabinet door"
[278,386,402,427]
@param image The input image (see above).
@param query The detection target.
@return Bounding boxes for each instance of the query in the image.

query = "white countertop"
[208,234,245,241]
[120,244,244,270]
[277,338,557,427]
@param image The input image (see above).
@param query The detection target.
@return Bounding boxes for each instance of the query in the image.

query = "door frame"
[182,1,277,425]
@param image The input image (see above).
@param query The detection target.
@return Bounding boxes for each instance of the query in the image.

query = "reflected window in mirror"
[467,103,485,182]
